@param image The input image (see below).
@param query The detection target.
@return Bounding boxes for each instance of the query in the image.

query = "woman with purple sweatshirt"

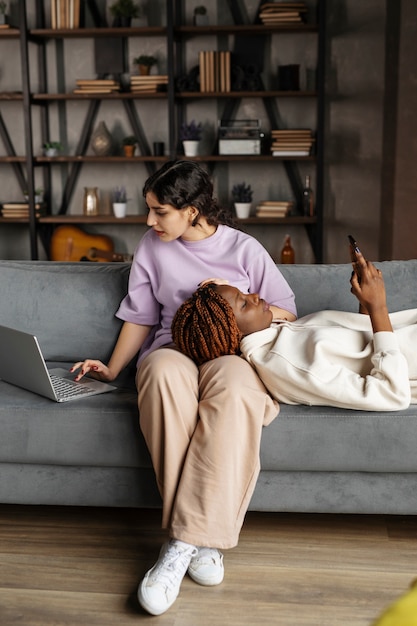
[71,160,296,616]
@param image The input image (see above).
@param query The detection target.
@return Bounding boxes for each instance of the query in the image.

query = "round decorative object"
[90,121,113,156]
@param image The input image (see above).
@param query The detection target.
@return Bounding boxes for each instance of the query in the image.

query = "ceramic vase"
[90,121,113,156]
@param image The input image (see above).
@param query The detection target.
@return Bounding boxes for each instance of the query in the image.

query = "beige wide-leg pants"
[136,348,279,550]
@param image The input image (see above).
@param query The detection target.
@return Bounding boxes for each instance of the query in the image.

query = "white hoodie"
[240,309,417,411]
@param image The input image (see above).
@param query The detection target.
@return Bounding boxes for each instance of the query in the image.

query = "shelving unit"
[0,0,325,262]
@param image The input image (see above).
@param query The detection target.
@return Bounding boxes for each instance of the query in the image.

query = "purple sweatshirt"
[116,225,297,363]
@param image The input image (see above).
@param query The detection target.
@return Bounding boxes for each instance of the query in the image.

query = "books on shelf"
[51,0,80,29]
[258,2,307,25]
[199,50,231,93]
[255,201,293,218]
[73,79,121,95]
[1,203,46,218]
[270,129,314,156]
[129,75,169,93]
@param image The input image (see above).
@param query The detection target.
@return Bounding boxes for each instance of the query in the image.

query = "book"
[73,89,117,94]
[272,150,310,156]
[76,79,119,86]
[199,50,230,93]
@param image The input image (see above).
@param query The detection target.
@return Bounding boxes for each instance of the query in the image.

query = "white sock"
[171,539,196,551]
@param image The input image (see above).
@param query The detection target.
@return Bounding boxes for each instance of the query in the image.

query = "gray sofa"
[1,258,417,514]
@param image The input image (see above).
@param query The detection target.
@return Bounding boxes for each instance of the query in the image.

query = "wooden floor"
[0,506,416,626]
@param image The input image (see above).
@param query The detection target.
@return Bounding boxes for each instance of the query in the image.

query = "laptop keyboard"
[50,374,93,399]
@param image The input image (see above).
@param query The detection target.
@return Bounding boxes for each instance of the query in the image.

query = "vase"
[182,140,199,157]
[83,187,99,216]
[113,202,127,218]
[90,121,113,156]
[234,202,251,219]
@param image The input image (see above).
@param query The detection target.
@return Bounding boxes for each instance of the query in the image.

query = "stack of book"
[199,51,231,93]
[130,75,169,93]
[1,203,46,219]
[258,2,307,25]
[73,79,121,95]
[51,0,80,29]
[256,201,293,217]
[270,129,315,156]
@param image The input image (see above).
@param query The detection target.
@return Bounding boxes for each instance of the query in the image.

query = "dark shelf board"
[177,90,317,99]
[181,155,316,162]
[32,92,168,101]
[29,26,167,39]
[175,24,318,35]
[39,215,149,224]
[0,156,26,162]
[241,216,317,225]
[0,27,20,38]
[36,215,316,226]
[34,155,168,163]
[0,92,24,100]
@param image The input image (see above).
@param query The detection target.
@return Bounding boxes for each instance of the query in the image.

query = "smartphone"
[348,234,359,252]
[348,234,362,282]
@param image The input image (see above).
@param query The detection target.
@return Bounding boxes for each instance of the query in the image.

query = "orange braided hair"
[172,284,241,365]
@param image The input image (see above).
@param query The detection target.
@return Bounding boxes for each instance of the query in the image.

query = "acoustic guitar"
[50,225,132,262]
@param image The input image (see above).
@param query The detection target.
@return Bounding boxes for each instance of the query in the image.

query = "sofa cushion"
[278,260,417,318]
[0,261,131,362]
[0,368,151,469]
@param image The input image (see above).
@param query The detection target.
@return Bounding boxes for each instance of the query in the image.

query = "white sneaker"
[138,540,197,615]
[188,547,224,586]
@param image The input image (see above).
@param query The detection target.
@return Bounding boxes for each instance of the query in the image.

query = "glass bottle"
[302,174,314,217]
[280,234,295,264]
[83,187,99,216]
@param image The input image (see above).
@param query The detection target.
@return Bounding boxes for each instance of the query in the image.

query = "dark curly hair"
[143,160,236,228]
[172,283,241,365]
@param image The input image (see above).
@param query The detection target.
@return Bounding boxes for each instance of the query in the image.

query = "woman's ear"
[189,205,199,226]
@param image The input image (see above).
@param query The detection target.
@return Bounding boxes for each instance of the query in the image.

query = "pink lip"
[153,229,164,237]
[263,301,270,312]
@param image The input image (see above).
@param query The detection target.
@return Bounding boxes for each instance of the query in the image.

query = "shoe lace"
[150,543,197,590]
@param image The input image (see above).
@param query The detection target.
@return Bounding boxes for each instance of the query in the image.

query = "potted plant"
[109,0,139,26]
[0,1,8,25]
[112,185,128,218]
[133,54,157,76]
[180,120,202,156]
[232,182,253,218]
[122,135,137,157]
[193,5,208,26]
[23,188,44,204]
[43,141,63,157]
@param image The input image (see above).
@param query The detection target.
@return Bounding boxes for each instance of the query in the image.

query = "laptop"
[0,324,117,402]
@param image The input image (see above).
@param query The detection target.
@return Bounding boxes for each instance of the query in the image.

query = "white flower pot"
[113,202,127,218]
[234,202,252,218]
[182,140,199,157]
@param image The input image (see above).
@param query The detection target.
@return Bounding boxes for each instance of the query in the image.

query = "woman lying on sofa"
[172,250,417,411]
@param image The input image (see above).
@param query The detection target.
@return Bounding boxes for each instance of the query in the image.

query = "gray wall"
[0,0,414,263]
